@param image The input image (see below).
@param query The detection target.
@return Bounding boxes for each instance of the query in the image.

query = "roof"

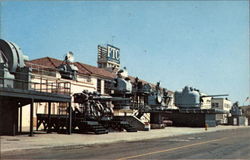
[240,105,250,109]
[128,75,174,94]
[75,62,115,79]
[26,57,115,79]
[128,76,155,87]
[26,57,173,93]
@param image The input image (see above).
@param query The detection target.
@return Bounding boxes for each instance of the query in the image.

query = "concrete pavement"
[1,125,248,153]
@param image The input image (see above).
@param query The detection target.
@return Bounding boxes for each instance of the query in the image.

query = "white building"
[211,98,232,124]
[20,56,116,128]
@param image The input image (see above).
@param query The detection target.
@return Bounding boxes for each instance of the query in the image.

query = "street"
[2,127,250,159]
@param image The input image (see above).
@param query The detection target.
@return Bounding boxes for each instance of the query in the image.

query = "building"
[211,98,232,124]
[200,96,212,109]
[0,39,71,135]
[20,54,174,128]
[20,56,116,128]
[0,40,174,131]
[240,105,250,125]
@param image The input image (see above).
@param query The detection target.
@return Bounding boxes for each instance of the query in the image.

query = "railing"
[25,61,92,83]
[32,80,71,95]
[0,69,71,96]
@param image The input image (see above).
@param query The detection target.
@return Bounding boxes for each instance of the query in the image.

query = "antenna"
[111,35,115,44]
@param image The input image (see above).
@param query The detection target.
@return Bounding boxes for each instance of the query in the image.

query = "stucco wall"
[211,98,232,123]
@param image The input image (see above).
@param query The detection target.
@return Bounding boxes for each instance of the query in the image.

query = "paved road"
[2,127,250,159]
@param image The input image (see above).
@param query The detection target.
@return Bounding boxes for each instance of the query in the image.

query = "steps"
[112,116,138,132]
[114,116,146,131]
[86,121,108,134]
[118,121,137,132]
[78,121,108,134]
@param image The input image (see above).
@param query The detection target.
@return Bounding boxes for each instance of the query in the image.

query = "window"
[58,102,68,115]
[87,77,92,83]
[97,79,102,93]
[212,103,219,108]
[104,80,112,94]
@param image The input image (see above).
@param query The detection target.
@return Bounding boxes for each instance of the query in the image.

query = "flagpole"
[243,97,249,106]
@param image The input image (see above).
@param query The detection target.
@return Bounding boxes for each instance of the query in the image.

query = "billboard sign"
[107,44,120,64]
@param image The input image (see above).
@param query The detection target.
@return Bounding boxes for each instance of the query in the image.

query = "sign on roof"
[107,44,120,64]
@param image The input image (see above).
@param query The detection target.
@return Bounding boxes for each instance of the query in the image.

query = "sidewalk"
[1,126,248,153]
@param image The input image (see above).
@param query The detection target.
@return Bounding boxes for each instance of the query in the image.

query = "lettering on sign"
[107,45,120,64]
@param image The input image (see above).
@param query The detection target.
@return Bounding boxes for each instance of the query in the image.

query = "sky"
[0,1,249,104]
